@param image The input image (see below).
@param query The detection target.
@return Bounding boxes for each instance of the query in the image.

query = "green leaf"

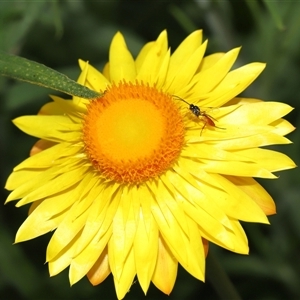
[0,51,102,99]
[262,0,285,31]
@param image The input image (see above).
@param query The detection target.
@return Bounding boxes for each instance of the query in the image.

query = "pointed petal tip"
[190,29,203,39]
[256,62,267,71]
[156,30,168,44]
[233,46,242,52]
[11,117,20,126]
[113,31,124,41]
[5,191,18,204]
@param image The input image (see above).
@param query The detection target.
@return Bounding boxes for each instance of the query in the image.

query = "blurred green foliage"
[1,1,299,299]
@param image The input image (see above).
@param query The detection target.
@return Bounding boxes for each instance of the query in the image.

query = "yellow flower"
[5,30,296,299]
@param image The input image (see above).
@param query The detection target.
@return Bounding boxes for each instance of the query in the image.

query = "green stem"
[206,252,242,300]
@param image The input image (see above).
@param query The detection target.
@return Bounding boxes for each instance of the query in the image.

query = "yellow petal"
[51,95,86,123]
[47,205,88,261]
[221,101,293,125]
[199,125,275,143]
[102,62,110,81]
[167,40,208,93]
[173,164,232,229]
[7,167,58,203]
[16,203,65,243]
[5,169,41,193]
[87,248,111,285]
[167,30,203,85]
[15,165,89,206]
[235,148,296,172]
[206,173,269,223]
[152,237,177,295]
[138,184,154,237]
[150,194,187,263]
[149,184,204,281]
[134,206,158,294]
[148,179,190,236]
[29,139,57,156]
[13,115,80,142]
[198,52,225,71]
[109,32,136,82]
[200,158,277,178]
[109,186,137,281]
[78,59,110,92]
[38,101,64,115]
[69,227,111,285]
[272,118,295,136]
[225,176,276,215]
[136,30,168,84]
[226,219,249,254]
[73,59,89,106]
[14,142,80,171]
[212,132,292,150]
[180,217,205,280]
[153,49,170,89]
[190,47,241,96]
[161,170,232,237]
[6,154,83,201]
[111,246,136,300]
[181,142,256,162]
[135,41,155,73]
[72,183,120,258]
[48,235,80,276]
[200,63,266,107]
[46,174,100,260]
[180,143,276,178]
[178,159,269,224]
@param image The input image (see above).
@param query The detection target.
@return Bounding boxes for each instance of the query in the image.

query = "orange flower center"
[82,82,185,184]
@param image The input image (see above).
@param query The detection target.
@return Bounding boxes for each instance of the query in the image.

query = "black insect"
[173,95,225,135]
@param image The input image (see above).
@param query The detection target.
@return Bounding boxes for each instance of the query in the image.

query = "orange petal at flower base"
[152,237,178,295]
[87,247,111,286]
[30,140,56,156]
[202,238,209,257]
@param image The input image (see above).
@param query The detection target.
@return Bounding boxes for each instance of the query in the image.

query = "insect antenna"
[172,95,191,106]
[172,95,201,117]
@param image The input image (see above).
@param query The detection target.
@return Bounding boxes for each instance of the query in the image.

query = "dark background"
[1,1,299,299]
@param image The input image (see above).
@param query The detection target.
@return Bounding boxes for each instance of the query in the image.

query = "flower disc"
[83,82,185,184]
